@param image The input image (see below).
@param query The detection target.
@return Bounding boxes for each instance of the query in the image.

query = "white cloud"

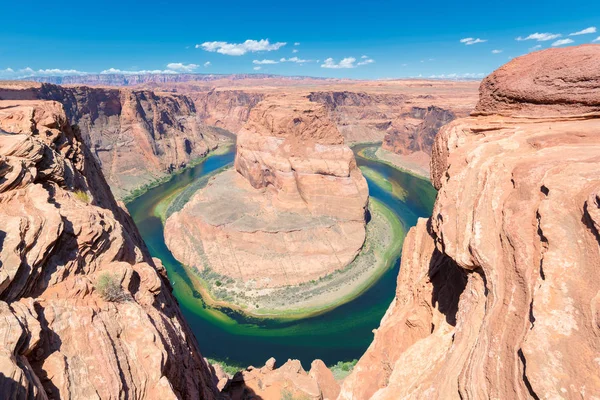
[0,67,90,78]
[166,63,199,72]
[569,27,596,36]
[204,61,211,67]
[594,37,600,42]
[292,49,298,53]
[253,59,279,65]
[529,45,543,51]
[361,55,368,59]
[294,42,300,46]
[101,68,178,74]
[357,58,375,66]
[552,38,574,47]
[280,57,313,63]
[516,32,561,41]
[253,66,262,71]
[321,57,357,69]
[197,39,286,56]
[491,49,503,54]
[460,37,487,45]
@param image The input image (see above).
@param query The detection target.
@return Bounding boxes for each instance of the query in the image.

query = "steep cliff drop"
[164,95,370,313]
[0,81,229,199]
[0,100,218,399]
[340,45,600,399]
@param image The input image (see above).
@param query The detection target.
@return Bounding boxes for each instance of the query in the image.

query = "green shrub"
[96,273,128,302]
[73,190,91,204]
[206,358,243,376]
[330,359,358,381]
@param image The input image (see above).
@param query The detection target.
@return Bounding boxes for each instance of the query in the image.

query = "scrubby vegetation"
[95,273,129,302]
[330,359,359,381]
[73,189,91,204]
[206,358,244,376]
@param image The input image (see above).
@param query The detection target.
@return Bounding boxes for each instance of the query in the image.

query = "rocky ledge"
[0,100,218,398]
[340,45,600,399]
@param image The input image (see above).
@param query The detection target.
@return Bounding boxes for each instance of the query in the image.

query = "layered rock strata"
[0,100,218,399]
[165,96,369,290]
[340,45,600,399]
[0,81,227,198]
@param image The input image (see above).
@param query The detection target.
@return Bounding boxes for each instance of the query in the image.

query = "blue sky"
[1,0,599,80]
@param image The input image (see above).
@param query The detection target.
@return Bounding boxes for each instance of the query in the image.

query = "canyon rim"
[1,2,600,397]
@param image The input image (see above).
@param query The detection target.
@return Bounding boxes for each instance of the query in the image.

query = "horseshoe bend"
[1,17,600,400]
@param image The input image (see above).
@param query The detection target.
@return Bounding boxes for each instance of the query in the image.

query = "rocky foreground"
[340,45,600,399]
[164,95,369,296]
[0,100,218,398]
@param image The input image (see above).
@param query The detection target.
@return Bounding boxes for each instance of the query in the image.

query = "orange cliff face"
[0,81,229,198]
[164,95,369,291]
[0,100,218,399]
[340,45,600,399]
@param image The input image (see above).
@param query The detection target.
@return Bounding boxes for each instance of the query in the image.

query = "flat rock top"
[182,169,338,232]
[242,95,344,145]
[474,44,600,117]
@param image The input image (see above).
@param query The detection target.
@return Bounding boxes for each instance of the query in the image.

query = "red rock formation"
[0,100,218,399]
[222,358,340,400]
[0,81,226,198]
[165,96,368,291]
[340,45,600,399]
[474,45,600,117]
[190,89,264,133]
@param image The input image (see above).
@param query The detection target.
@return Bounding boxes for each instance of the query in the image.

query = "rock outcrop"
[164,96,369,292]
[340,45,600,399]
[0,100,218,399]
[222,358,340,400]
[0,81,227,198]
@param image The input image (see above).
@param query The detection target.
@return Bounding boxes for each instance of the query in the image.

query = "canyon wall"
[0,100,218,399]
[26,73,286,86]
[340,45,600,399]
[0,82,226,198]
[308,86,477,177]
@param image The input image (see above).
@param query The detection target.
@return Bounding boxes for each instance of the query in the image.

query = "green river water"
[126,144,436,368]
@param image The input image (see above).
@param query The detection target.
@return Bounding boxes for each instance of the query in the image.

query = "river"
[126,144,436,368]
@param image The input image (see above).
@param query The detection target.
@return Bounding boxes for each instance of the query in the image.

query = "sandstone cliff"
[0,82,227,198]
[190,89,264,133]
[164,95,369,295]
[340,45,600,399]
[308,86,476,177]
[0,100,218,399]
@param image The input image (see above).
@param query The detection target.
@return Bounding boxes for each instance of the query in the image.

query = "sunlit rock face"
[165,95,369,289]
[0,81,224,198]
[0,100,218,399]
[340,45,600,399]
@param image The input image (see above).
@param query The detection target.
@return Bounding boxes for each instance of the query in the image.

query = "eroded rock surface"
[0,81,228,198]
[0,100,218,399]
[165,96,368,290]
[222,358,340,400]
[341,45,600,399]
